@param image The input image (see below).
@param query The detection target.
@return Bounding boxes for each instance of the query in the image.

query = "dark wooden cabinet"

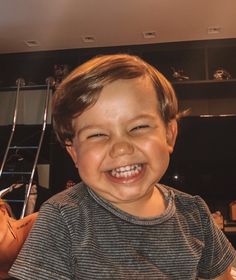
[140,40,236,116]
[1,38,236,216]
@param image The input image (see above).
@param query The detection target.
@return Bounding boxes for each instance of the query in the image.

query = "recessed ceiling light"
[207,26,221,34]
[24,40,40,47]
[82,35,96,43]
[143,31,156,39]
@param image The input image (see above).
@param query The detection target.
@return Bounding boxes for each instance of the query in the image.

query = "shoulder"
[163,184,208,210]
[45,181,89,208]
[37,182,93,223]
[161,184,212,227]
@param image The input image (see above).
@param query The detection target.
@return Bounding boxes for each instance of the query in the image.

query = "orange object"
[230,201,236,221]
[0,200,38,279]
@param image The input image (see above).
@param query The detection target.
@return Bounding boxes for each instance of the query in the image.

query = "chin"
[110,184,151,202]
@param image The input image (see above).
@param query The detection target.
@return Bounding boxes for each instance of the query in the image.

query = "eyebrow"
[76,125,101,136]
[127,113,159,124]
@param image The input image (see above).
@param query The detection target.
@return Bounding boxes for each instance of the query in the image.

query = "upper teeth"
[111,164,142,178]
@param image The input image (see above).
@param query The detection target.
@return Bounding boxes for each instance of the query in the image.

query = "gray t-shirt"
[10,183,236,279]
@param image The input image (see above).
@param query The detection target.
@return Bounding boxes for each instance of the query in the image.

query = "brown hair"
[52,53,179,146]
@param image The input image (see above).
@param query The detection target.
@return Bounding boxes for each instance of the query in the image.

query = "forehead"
[94,76,159,113]
[73,76,162,129]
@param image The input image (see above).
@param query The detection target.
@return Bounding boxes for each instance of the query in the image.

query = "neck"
[113,186,166,218]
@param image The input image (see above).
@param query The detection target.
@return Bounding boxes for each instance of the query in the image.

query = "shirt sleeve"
[196,196,236,279]
[9,202,74,280]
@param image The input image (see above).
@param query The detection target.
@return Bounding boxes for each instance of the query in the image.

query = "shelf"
[0,84,49,92]
[172,79,236,86]
[224,228,236,234]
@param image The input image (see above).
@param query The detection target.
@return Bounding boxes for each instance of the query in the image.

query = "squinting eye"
[87,133,106,139]
[130,125,149,132]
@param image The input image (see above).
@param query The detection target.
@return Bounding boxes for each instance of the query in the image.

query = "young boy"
[10,54,236,279]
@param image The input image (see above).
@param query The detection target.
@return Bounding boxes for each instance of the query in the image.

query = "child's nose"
[109,141,134,158]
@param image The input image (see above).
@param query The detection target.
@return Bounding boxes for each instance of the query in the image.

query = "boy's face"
[67,76,177,210]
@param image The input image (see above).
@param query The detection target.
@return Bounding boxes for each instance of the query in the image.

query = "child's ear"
[66,144,79,167]
[166,119,178,153]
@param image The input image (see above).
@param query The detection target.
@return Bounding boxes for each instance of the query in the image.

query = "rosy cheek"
[137,139,156,150]
[79,145,103,163]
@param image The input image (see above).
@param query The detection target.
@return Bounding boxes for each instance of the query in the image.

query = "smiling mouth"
[110,164,143,178]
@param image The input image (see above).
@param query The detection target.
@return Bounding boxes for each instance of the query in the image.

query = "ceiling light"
[143,31,156,39]
[207,26,221,34]
[24,40,40,47]
[82,35,96,43]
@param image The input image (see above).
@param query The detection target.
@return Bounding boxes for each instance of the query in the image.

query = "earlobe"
[166,119,178,153]
[66,145,79,167]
